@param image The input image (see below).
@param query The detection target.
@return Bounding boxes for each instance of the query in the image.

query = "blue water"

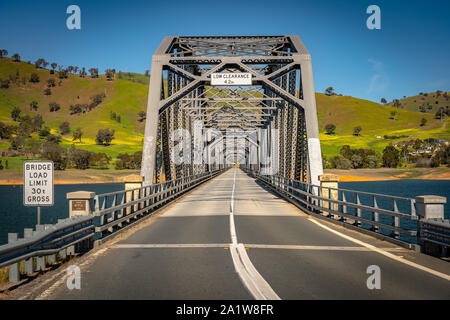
[0,183,124,245]
[340,180,450,220]
[0,180,449,245]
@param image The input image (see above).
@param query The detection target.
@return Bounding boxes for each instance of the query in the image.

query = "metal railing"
[243,168,420,249]
[0,168,228,282]
[93,169,226,245]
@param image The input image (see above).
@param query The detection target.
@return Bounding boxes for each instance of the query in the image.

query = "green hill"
[317,93,449,157]
[0,58,148,161]
[387,91,450,114]
[0,57,448,168]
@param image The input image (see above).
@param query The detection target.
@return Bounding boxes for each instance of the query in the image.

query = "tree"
[29,100,39,111]
[392,99,402,108]
[0,122,12,139]
[325,87,335,96]
[420,118,427,126]
[12,53,20,62]
[41,141,66,170]
[39,126,51,137]
[58,69,68,79]
[34,58,47,68]
[435,107,445,120]
[351,154,363,168]
[105,69,116,81]
[382,145,400,168]
[49,102,61,112]
[79,67,87,78]
[88,68,99,78]
[44,88,52,95]
[32,114,44,131]
[0,49,8,58]
[51,62,58,73]
[381,98,387,104]
[47,78,56,87]
[69,149,93,169]
[46,134,62,144]
[325,123,336,135]
[95,129,115,146]
[92,153,111,169]
[329,155,352,169]
[138,111,146,122]
[145,70,150,77]
[72,128,83,143]
[11,107,21,121]
[390,111,397,120]
[29,73,40,83]
[59,121,70,135]
[0,79,10,88]
[353,126,362,136]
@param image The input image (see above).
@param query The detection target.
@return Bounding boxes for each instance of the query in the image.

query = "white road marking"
[113,243,229,248]
[246,244,407,252]
[228,168,280,300]
[308,218,450,281]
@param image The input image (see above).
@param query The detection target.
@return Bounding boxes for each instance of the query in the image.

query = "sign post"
[23,161,54,225]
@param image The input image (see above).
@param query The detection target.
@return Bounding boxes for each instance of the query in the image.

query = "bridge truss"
[141,36,323,185]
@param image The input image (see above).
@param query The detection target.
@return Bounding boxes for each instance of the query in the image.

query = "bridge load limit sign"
[211,72,252,85]
[23,161,54,206]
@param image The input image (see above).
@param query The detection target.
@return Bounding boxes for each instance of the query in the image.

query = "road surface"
[35,168,450,300]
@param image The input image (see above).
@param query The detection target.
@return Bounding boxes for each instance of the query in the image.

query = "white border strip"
[308,218,450,281]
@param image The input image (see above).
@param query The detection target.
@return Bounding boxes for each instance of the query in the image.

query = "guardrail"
[93,169,226,245]
[242,168,425,251]
[0,168,228,283]
[418,219,450,257]
[0,216,94,282]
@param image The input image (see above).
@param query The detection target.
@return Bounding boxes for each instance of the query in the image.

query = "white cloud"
[366,59,389,95]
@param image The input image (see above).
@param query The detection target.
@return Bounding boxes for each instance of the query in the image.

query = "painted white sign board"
[23,161,54,206]
[211,73,252,85]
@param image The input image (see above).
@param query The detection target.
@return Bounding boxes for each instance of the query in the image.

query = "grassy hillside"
[317,93,449,157]
[387,91,449,114]
[0,58,148,161]
[0,57,448,167]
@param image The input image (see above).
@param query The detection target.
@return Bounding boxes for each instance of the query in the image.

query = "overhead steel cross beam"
[141,35,323,186]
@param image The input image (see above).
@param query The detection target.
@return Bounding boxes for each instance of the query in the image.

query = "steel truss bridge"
[1,36,449,300]
[141,35,323,186]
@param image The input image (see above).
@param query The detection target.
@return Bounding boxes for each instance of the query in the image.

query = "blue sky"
[0,0,449,103]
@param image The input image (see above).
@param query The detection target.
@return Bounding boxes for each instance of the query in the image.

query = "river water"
[0,180,449,245]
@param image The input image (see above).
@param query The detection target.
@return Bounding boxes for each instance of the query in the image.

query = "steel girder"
[141,35,323,186]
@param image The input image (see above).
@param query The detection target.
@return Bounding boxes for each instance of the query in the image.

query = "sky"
[0,0,449,103]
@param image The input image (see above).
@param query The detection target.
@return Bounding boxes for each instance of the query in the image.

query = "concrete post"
[416,195,447,220]
[8,233,19,282]
[319,174,340,215]
[66,191,95,217]
[123,174,144,214]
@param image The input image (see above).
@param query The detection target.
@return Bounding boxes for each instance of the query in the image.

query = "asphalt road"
[41,168,450,300]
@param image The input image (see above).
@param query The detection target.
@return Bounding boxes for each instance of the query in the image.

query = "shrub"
[29,73,40,83]
[325,123,336,135]
[49,102,61,112]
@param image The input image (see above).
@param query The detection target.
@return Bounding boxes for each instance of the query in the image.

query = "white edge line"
[308,218,450,281]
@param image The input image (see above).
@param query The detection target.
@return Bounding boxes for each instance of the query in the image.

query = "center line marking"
[228,168,280,300]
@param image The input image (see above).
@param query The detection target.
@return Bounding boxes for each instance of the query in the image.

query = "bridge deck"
[38,168,449,300]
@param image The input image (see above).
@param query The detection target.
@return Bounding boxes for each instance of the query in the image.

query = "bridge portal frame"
[141,36,323,186]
